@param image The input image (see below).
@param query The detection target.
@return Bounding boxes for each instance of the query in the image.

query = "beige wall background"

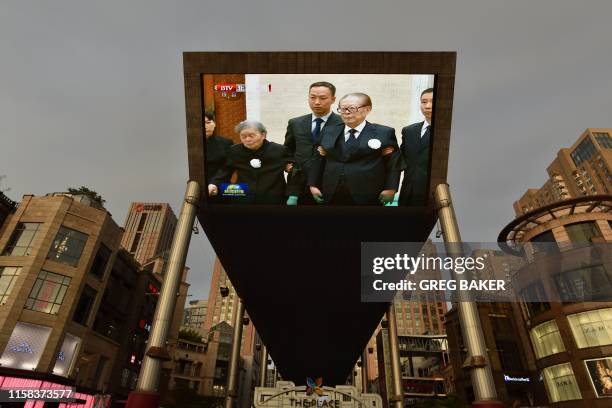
[245,74,434,144]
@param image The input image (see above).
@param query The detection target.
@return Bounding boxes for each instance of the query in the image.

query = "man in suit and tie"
[308,93,401,206]
[284,82,343,205]
[399,88,433,206]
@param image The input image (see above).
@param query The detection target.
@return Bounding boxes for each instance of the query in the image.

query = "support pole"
[434,184,502,408]
[225,298,246,408]
[126,180,200,408]
[386,304,404,408]
[260,345,268,388]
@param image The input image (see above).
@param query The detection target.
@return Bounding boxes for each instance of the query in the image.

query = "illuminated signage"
[10,342,33,353]
[288,398,340,408]
[503,374,530,383]
[135,204,162,212]
[220,183,248,197]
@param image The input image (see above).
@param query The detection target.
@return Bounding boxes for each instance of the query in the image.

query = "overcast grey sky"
[2,1,611,300]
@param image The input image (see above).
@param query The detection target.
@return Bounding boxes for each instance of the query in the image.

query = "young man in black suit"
[283,82,343,205]
[208,120,299,204]
[307,93,401,206]
[398,88,433,206]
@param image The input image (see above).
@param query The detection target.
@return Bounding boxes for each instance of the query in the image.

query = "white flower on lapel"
[368,138,382,149]
[250,158,262,168]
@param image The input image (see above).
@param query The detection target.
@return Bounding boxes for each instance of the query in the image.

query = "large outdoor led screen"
[202,74,435,207]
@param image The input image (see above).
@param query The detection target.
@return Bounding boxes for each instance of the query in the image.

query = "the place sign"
[288,398,341,408]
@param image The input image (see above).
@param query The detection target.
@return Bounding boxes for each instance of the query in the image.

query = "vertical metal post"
[260,345,268,388]
[386,304,404,408]
[225,298,246,408]
[126,180,200,408]
[434,184,502,408]
[361,350,369,394]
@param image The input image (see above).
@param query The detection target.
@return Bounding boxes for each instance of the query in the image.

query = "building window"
[530,230,558,254]
[130,232,141,253]
[72,285,97,326]
[594,132,612,149]
[52,333,81,377]
[519,281,551,318]
[567,308,612,348]
[530,320,565,358]
[25,270,71,315]
[47,226,88,267]
[571,137,598,166]
[89,244,111,278]
[542,363,582,402]
[137,213,147,231]
[0,266,21,304]
[565,221,601,244]
[0,322,52,370]
[554,265,612,303]
[2,222,42,256]
[121,368,130,387]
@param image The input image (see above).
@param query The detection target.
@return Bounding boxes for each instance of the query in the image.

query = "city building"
[499,127,612,406]
[202,258,266,408]
[376,327,449,406]
[165,336,208,395]
[0,192,127,403]
[0,192,193,408]
[514,128,612,214]
[361,241,448,395]
[183,299,208,335]
[101,249,163,400]
[445,302,544,406]
[161,258,264,408]
[120,202,177,265]
[204,258,259,360]
[499,195,612,406]
[394,241,448,336]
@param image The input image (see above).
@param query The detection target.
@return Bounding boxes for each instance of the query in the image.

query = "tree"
[179,329,204,343]
[66,186,106,205]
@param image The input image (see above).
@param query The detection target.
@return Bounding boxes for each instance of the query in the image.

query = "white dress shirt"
[311,112,333,132]
[420,119,431,138]
[344,121,367,141]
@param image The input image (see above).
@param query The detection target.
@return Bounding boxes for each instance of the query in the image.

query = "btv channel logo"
[220,183,248,197]
[213,83,245,99]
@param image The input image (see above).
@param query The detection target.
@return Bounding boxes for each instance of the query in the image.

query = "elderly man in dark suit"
[308,93,401,206]
[284,82,343,205]
[399,88,433,206]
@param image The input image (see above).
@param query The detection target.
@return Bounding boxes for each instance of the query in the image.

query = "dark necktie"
[312,118,324,142]
[421,125,430,145]
[344,129,358,154]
